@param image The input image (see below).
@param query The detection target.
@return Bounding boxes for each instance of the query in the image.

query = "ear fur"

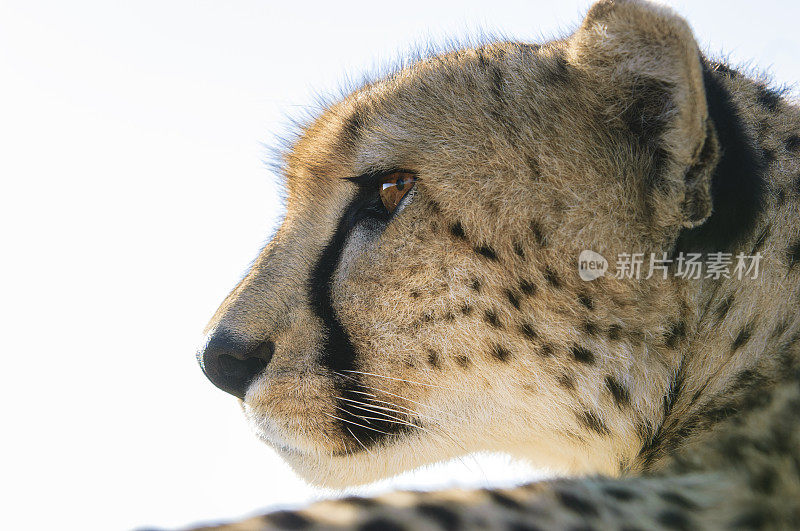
[568,0,719,229]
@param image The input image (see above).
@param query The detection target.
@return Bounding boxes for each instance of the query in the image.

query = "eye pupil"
[379,172,416,214]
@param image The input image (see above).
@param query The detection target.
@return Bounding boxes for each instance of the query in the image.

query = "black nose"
[198,330,275,399]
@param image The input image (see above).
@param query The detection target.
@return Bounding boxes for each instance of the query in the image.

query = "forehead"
[283,40,573,187]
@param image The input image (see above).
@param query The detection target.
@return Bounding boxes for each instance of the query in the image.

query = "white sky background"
[1,1,798,529]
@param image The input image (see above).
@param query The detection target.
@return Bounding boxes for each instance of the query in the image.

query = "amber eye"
[379,172,417,213]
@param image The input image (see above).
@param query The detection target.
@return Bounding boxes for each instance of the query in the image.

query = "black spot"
[732,324,754,351]
[444,311,455,322]
[475,245,499,262]
[556,491,599,517]
[342,110,366,146]
[578,411,609,435]
[513,241,525,258]
[657,510,692,531]
[450,221,466,240]
[571,345,595,365]
[455,355,471,368]
[470,278,482,292]
[342,496,378,508]
[543,266,561,288]
[504,289,521,310]
[583,321,598,337]
[558,374,575,390]
[519,280,537,296]
[526,154,541,181]
[714,294,735,321]
[756,84,782,111]
[530,220,547,246]
[460,304,473,316]
[359,519,405,531]
[417,504,460,531]
[676,64,766,253]
[785,135,800,153]
[263,511,310,529]
[660,491,697,510]
[578,293,594,310]
[410,290,420,299]
[486,490,524,511]
[540,344,554,357]
[603,486,636,501]
[520,322,538,341]
[605,376,631,407]
[427,349,441,369]
[748,467,776,494]
[484,309,503,328]
[491,344,512,363]
[541,54,571,85]
[787,238,800,271]
[762,148,776,164]
[607,325,623,341]
[664,321,686,349]
[730,510,769,529]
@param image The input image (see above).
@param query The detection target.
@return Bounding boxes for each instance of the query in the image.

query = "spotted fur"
[196,0,800,528]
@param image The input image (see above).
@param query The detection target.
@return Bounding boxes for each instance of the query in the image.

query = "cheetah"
[196,0,800,528]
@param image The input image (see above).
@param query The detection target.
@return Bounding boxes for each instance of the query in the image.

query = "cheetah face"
[199,1,719,487]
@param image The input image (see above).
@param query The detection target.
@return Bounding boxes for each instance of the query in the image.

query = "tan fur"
[198,0,800,528]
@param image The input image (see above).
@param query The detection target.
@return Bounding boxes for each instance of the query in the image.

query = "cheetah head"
[199,0,722,487]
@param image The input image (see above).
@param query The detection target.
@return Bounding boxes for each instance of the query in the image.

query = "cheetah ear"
[568,0,720,228]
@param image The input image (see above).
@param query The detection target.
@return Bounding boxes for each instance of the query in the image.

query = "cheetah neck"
[635,65,800,472]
